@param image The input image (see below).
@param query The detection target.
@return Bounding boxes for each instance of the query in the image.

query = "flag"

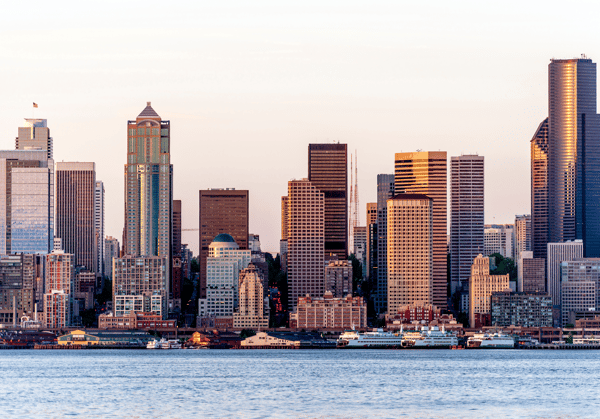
[33,102,38,108]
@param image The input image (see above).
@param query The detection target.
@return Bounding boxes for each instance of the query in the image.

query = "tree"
[490,253,517,281]
[191,257,199,273]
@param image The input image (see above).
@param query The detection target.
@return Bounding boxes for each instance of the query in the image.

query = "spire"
[137,102,160,119]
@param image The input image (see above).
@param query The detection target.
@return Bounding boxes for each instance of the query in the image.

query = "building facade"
[469,254,510,328]
[104,236,120,281]
[95,181,105,279]
[15,118,53,159]
[325,260,352,298]
[375,174,394,313]
[531,118,549,260]
[560,258,600,326]
[0,254,36,325]
[547,240,583,306]
[484,224,515,259]
[491,291,552,327]
[515,215,531,263]
[44,251,74,327]
[366,202,377,283]
[233,263,269,329]
[290,292,367,330]
[387,194,433,314]
[394,151,447,309]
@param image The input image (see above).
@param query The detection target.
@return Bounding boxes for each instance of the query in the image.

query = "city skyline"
[2,3,600,254]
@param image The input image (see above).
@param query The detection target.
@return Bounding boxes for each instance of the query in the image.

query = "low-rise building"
[240,331,336,349]
[385,304,442,325]
[57,329,154,345]
[490,291,552,327]
[289,292,366,330]
[98,311,176,330]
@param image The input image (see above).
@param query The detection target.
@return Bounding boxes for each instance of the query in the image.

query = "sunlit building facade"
[531,118,549,259]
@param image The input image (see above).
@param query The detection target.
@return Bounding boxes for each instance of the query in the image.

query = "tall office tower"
[560,258,600,326]
[394,151,447,309]
[366,202,377,282]
[281,196,289,240]
[0,150,54,254]
[198,235,251,321]
[468,254,510,328]
[515,215,531,262]
[286,179,324,310]
[104,236,120,280]
[531,118,549,259]
[113,256,168,318]
[95,181,105,279]
[547,240,583,306]
[353,226,367,279]
[15,118,53,159]
[548,58,600,257]
[308,144,348,260]
[376,174,394,313]
[124,102,172,262]
[44,251,74,327]
[0,254,36,325]
[56,162,96,273]
[171,200,182,303]
[387,194,433,314]
[484,224,514,259]
[450,155,484,293]
[198,189,249,299]
[233,263,269,330]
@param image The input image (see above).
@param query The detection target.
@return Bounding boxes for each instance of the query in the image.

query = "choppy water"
[1,349,599,418]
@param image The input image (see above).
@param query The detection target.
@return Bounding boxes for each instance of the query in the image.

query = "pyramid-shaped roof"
[137,102,160,119]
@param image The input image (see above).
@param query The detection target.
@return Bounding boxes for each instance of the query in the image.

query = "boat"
[146,338,182,349]
[467,332,514,349]
[402,326,458,348]
[337,329,404,347]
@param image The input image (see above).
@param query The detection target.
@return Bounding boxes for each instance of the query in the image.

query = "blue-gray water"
[1,349,599,418]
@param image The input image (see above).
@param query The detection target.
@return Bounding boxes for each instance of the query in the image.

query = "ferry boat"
[402,326,458,348]
[467,332,514,349]
[337,329,403,347]
[146,338,182,349]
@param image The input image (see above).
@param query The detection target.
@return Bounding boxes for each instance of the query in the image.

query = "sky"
[1,1,599,254]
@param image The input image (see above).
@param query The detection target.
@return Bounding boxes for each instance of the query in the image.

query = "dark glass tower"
[531,118,549,259]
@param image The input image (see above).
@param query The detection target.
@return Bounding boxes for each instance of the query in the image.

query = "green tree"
[490,253,517,281]
[191,257,199,273]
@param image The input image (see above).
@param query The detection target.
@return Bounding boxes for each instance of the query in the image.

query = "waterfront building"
[385,304,442,324]
[15,118,53,159]
[95,181,105,280]
[104,236,120,281]
[199,188,248,299]
[0,254,37,325]
[531,118,549,259]
[375,174,394,313]
[490,291,552,327]
[515,215,532,263]
[233,263,269,330]
[547,240,583,306]
[308,143,348,260]
[325,260,352,298]
[560,258,600,326]
[285,179,325,310]
[387,194,433,314]
[484,224,515,259]
[112,256,167,318]
[450,155,484,293]
[0,150,54,254]
[468,254,510,328]
[44,251,74,327]
[394,151,447,309]
[548,58,600,258]
[197,234,251,320]
[98,311,176,330]
[124,102,172,262]
[56,162,97,273]
[290,292,367,330]
[43,290,69,329]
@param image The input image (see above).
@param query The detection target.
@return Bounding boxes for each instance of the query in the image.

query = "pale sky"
[1,1,599,254]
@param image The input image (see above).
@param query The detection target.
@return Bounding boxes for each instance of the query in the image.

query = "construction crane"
[348,150,359,253]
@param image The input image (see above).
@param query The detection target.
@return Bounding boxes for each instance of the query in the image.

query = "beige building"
[325,260,352,298]
[15,118,53,159]
[387,193,433,314]
[286,179,325,310]
[469,254,510,328]
[241,332,299,348]
[233,264,269,330]
[290,292,367,330]
[44,251,74,327]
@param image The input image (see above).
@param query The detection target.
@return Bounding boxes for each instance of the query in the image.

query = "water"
[0,349,598,418]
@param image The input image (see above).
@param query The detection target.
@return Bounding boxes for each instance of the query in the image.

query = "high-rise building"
[394,151,447,309]
[387,194,433,314]
[353,226,367,278]
[0,150,54,254]
[531,118,549,259]
[233,263,269,330]
[522,257,546,293]
[515,215,531,263]
[281,196,289,241]
[171,199,182,304]
[104,236,120,281]
[15,118,53,159]
[95,181,105,279]
[484,224,515,259]
[56,162,97,273]
[547,240,583,306]
[124,102,172,261]
[0,254,36,325]
[308,144,347,260]
[450,155,484,292]
[366,202,377,282]
[198,189,249,299]
[468,254,510,328]
[375,174,394,313]
[286,179,325,310]
[548,58,600,257]
[560,258,600,326]
[325,260,352,298]
[44,251,74,326]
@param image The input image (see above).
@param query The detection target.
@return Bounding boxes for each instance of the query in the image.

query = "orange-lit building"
[290,292,366,330]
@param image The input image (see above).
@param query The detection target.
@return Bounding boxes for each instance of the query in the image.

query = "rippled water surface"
[1,349,599,418]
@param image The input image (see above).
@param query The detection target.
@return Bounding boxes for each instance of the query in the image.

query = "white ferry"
[467,332,514,349]
[146,338,182,349]
[402,326,458,348]
[337,329,403,347]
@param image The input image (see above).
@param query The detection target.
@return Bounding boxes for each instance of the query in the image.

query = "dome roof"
[212,233,236,243]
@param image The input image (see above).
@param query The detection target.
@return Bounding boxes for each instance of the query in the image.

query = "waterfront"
[1,350,599,418]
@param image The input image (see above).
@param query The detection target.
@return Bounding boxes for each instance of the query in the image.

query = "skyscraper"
[394,151,447,309]
[171,199,182,303]
[450,155,484,292]
[515,214,531,263]
[198,189,249,299]
[56,162,97,273]
[375,174,394,313]
[308,144,347,260]
[124,102,172,261]
[0,150,54,254]
[387,194,433,314]
[548,58,600,257]
[286,179,325,310]
[531,118,549,259]
[15,118,53,159]
[95,181,105,279]
[366,202,377,282]
[547,240,583,307]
